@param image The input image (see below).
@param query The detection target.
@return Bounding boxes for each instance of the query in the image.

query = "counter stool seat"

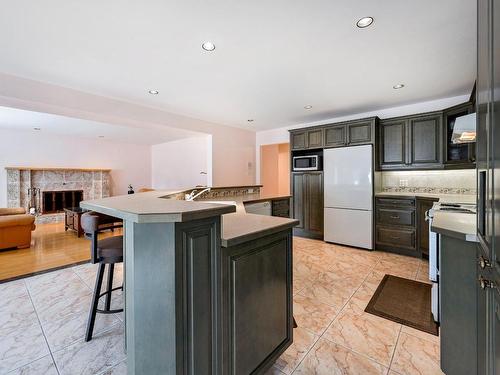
[81,211,124,342]
[97,236,124,264]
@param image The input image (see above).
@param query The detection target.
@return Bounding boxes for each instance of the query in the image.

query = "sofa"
[0,208,36,250]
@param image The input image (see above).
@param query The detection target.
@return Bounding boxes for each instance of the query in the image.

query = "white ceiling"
[0,0,476,131]
[0,106,201,145]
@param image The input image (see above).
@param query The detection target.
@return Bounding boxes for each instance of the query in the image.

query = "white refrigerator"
[323,145,373,249]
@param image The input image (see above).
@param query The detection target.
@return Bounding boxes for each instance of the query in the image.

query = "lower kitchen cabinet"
[292,172,323,239]
[375,195,436,258]
[416,197,438,257]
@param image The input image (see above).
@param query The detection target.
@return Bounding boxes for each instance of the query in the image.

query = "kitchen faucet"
[185,187,211,201]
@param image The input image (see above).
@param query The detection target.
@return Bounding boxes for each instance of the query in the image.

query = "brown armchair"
[0,208,36,250]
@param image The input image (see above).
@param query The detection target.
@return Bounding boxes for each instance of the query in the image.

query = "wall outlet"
[399,179,409,187]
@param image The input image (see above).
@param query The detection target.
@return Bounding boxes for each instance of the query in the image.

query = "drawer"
[375,197,415,207]
[376,208,415,227]
[376,227,416,250]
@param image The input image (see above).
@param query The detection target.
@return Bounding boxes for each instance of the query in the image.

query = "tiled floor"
[0,237,442,375]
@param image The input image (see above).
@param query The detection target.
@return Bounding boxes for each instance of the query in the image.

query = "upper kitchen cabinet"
[379,118,407,168]
[442,102,476,168]
[408,112,442,168]
[324,117,377,148]
[378,111,443,170]
[290,128,323,150]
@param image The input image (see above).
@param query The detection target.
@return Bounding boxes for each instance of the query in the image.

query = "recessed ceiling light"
[202,42,216,51]
[33,127,41,131]
[98,135,105,138]
[148,90,159,95]
[356,17,374,28]
[247,119,254,123]
[393,83,405,89]
[304,105,313,110]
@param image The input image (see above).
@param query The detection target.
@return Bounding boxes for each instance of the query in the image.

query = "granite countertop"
[431,211,478,242]
[81,188,297,244]
[80,190,236,223]
[221,213,299,247]
[375,191,476,204]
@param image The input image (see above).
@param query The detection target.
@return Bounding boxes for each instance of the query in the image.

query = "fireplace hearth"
[42,190,83,214]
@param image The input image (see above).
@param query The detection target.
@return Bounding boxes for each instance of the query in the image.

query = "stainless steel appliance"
[323,145,373,249]
[427,202,476,322]
[292,155,321,171]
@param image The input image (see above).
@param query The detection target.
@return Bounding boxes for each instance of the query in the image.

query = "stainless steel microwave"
[292,155,321,171]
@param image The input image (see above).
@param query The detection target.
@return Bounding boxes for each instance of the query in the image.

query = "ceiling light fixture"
[247,119,254,123]
[356,17,374,28]
[33,127,41,131]
[202,42,216,51]
[98,135,105,138]
[148,90,159,95]
[393,83,405,89]
[304,105,313,110]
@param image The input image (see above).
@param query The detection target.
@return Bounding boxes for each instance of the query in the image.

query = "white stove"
[427,201,476,322]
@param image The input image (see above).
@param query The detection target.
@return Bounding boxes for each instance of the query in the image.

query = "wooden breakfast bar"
[81,191,298,375]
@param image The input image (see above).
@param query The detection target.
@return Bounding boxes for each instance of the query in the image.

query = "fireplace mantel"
[6,167,111,222]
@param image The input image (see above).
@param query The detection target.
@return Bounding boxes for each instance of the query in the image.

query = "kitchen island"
[81,190,298,375]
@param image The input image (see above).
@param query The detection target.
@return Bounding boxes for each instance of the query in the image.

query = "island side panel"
[125,221,177,375]
[221,230,293,375]
[175,216,222,375]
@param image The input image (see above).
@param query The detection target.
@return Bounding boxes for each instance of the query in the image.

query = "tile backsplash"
[380,169,476,195]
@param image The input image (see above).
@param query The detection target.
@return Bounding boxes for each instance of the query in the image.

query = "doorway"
[260,143,290,196]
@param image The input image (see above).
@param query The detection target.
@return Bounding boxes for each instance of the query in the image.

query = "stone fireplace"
[6,167,111,223]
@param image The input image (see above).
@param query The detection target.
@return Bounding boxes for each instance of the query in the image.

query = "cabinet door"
[307,129,324,149]
[290,132,306,150]
[324,125,346,148]
[304,173,324,236]
[292,173,305,229]
[408,114,442,166]
[347,120,373,145]
[379,119,407,167]
[416,198,438,257]
[443,103,475,167]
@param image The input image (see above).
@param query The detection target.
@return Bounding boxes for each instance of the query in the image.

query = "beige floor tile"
[348,283,375,311]
[373,258,419,279]
[262,365,286,375]
[299,271,363,309]
[362,270,388,291]
[293,294,338,335]
[294,338,388,375]
[274,327,318,374]
[401,325,439,345]
[323,302,401,367]
[390,332,443,375]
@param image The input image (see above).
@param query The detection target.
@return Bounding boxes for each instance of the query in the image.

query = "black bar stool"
[81,212,124,342]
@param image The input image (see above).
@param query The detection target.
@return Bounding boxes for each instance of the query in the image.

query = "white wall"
[152,136,212,189]
[255,94,471,183]
[0,73,256,188]
[0,129,151,207]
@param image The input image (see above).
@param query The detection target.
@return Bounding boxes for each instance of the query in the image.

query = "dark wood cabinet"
[378,111,443,170]
[290,131,307,150]
[375,196,419,257]
[409,113,442,167]
[323,117,376,149]
[290,129,323,150]
[347,118,375,145]
[272,198,290,218]
[416,197,438,257]
[443,102,476,168]
[307,129,324,149]
[324,125,346,147]
[379,119,407,167]
[292,172,323,239]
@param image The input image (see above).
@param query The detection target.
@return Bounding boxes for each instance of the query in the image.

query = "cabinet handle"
[390,215,400,219]
[479,276,495,290]
[478,256,491,269]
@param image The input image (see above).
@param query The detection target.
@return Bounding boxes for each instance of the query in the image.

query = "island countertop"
[80,190,236,223]
[431,211,478,242]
